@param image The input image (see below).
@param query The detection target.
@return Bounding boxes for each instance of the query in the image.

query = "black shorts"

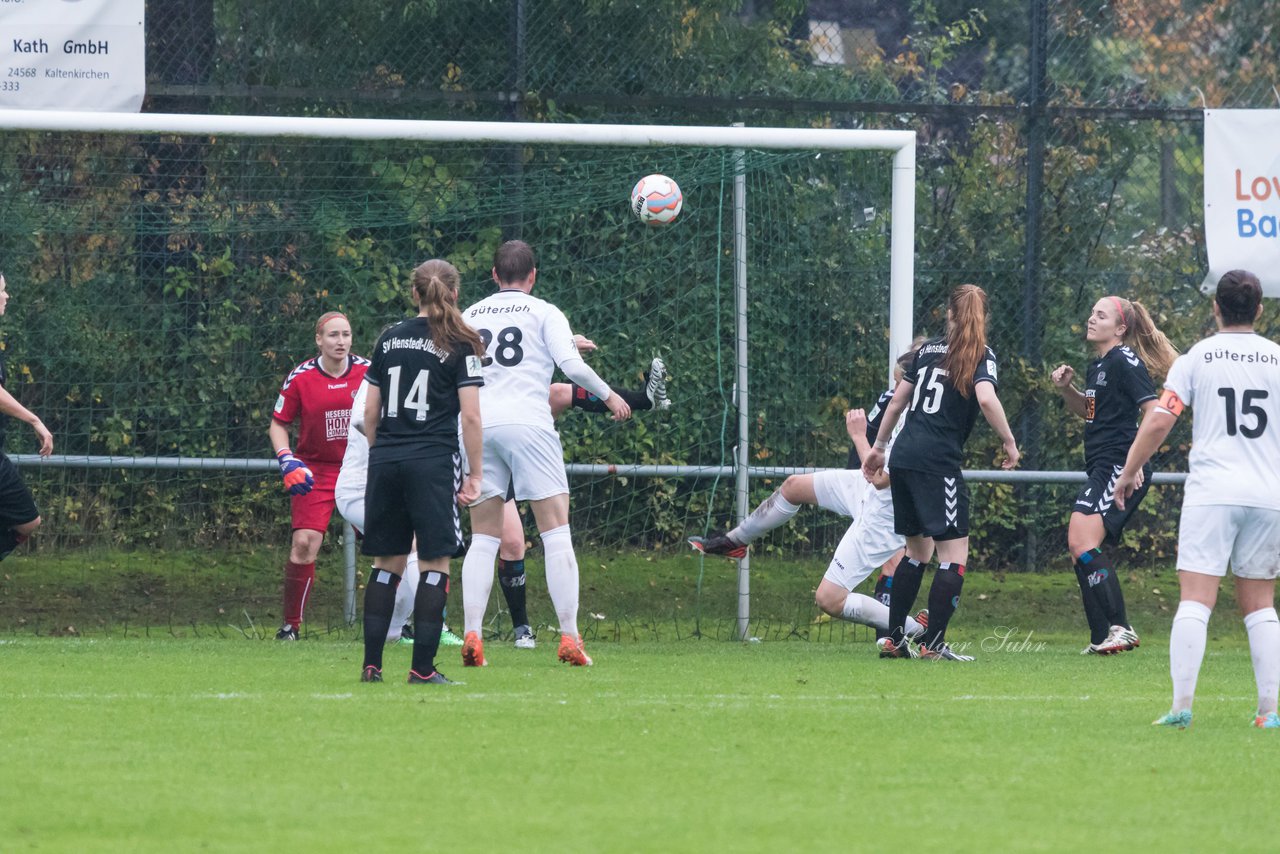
[0,453,39,528]
[1073,461,1151,544]
[362,452,462,561]
[889,467,970,541]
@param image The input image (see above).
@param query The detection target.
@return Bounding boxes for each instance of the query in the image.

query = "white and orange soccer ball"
[630,173,682,226]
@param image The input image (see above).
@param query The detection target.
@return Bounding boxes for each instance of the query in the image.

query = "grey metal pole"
[343,521,357,625]
[733,137,751,641]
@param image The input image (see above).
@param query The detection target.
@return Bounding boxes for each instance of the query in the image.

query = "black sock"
[873,574,892,641]
[1073,557,1110,645]
[362,567,400,670]
[570,383,652,413]
[1082,547,1129,629]
[411,569,450,677]
[887,556,925,645]
[922,562,966,649]
[498,558,529,627]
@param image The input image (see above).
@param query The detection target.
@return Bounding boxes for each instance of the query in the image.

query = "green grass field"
[4,630,1279,852]
[4,551,1279,850]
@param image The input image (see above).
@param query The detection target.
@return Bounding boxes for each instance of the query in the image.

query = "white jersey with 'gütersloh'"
[463,289,579,431]
[1163,331,1280,510]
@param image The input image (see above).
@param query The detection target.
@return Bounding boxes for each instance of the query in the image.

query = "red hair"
[941,284,988,398]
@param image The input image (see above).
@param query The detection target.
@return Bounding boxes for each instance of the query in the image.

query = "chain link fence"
[2,0,1277,636]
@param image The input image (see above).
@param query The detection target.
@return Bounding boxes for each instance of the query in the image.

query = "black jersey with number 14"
[365,316,485,462]
[889,336,998,475]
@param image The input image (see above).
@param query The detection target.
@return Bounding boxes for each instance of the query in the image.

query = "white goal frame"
[0,108,916,637]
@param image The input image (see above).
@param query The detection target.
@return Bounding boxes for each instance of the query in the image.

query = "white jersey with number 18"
[1163,331,1280,510]
[463,289,580,431]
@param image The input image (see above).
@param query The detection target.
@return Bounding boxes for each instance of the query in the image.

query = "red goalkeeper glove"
[276,448,314,496]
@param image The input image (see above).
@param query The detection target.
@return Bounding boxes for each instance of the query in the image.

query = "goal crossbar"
[0,108,917,381]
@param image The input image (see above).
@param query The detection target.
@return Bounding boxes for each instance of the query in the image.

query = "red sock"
[283,560,315,628]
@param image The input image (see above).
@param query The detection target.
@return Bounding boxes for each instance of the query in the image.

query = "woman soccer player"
[1114,271,1280,729]
[0,274,54,560]
[862,284,1020,661]
[1051,296,1177,655]
[359,258,485,684]
[496,343,669,650]
[268,311,369,640]
[689,343,930,644]
[335,377,465,648]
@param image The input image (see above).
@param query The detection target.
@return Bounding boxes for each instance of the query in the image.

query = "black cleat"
[360,665,383,682]
[919,642,975,662]
[400,622,414,641]
[688,533,748,560]
[408,669,456,685]
[276,624,299,641]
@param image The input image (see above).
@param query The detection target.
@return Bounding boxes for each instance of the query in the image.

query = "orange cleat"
[557,634,593,667]
[461,631,487,667]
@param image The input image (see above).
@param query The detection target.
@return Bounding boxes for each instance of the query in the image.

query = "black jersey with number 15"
[890,337,999,475]
[365,316,485,462]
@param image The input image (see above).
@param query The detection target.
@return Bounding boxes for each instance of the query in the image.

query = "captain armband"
[1155,389,1185,417]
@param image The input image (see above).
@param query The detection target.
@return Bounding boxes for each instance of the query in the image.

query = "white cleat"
[1095,624,1139,655]
[646,357,671,411]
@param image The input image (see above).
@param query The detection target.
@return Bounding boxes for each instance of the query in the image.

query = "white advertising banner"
[0,0,144,112]
[1204,109,1280,296]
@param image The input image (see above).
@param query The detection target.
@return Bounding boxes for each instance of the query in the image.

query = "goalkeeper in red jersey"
[268,311,369,640]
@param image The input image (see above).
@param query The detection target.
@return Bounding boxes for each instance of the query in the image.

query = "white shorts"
[822,484,904,590]
[812,469,868,519]
[1177,504,1280,580]
[335,490,365,532]
[473,423,569,504]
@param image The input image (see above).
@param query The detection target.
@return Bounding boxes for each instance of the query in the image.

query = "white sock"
[541,525,579,638]
[386,553,421,640]
[1170,600,1212,712]
[839,592,922,635]
[730,490,800,544]
[461,534,500,635]
[1244,607,1280,717]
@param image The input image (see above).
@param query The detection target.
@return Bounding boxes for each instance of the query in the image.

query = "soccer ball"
[630,174,682,226]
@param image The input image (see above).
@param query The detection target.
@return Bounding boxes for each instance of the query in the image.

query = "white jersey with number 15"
[1163,331,1280,510]
[463,289,579,431]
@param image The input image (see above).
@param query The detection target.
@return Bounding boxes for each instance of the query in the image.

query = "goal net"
[0,112,910,638]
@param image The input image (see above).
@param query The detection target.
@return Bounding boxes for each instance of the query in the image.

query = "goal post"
[0,108,914,637]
